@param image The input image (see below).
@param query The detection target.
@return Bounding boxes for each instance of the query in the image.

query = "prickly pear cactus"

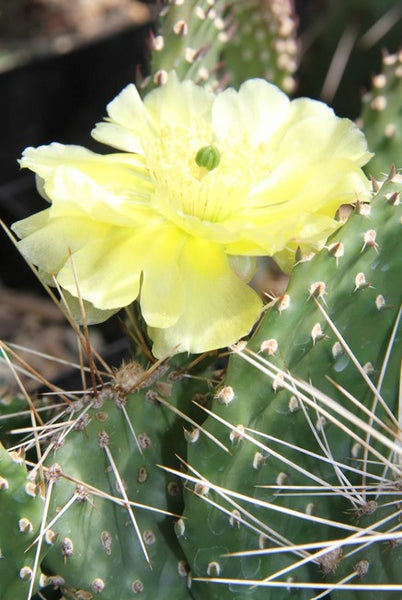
[142,0,299,95]
[361,50,402,178]
[222,0,298,92]
[141,0,229,93]
[0,394,28,447]
[2,2,402,599]
[178,175,402,598]
[0,444,47,600]
[37,358,216,599]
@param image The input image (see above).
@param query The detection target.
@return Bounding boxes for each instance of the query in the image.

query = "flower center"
[145,126,252,228]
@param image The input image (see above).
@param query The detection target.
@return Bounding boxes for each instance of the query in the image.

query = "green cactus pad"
[40,358,216,599]
[222,0,299,92]
[141,0,229,93]
[362,51,402,179]
[0,444,46,600]
[142,0,299,95]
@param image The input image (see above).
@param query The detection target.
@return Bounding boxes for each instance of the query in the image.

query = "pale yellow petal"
[42,166,154,227]
[273,98,373,167]
[60,290,119,325]
[12,210,49,239]
[13,213,109,274]
[139,226,186,328]
[106,83,152,129]
[57,224,186,319]
[20,143,152,199]
[144,72,214,128]
[57,229,142,310]
[92,75,214,153]
[224,159,370,259]
[91,122,144,154]
[148,237,262,358]
[91,83,154,152]
[212,79,290,146]
[19,143,155,228]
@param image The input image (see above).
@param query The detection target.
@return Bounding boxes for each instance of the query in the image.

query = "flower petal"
[57,229,143,309]
[20,143,152,200]
[223,157,370,260]
[60,290,119,325]
[57,223,186,323]
[92,74,214,153]
[212,79,290,146]
[91,122,144,154]
[273,98,373,167]
[92,83,154,153]
[139,226,186,328]
[13,213,109,274]
[148,237,262,358]
[144,72,214,128]
[43,166,154,227]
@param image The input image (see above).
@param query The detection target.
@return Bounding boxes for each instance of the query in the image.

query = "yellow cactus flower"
[13,73,372,358]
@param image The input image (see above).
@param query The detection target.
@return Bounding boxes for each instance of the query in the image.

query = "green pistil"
[195,145,221,171]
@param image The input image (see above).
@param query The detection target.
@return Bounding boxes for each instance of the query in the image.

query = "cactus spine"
[0,444,46,599]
